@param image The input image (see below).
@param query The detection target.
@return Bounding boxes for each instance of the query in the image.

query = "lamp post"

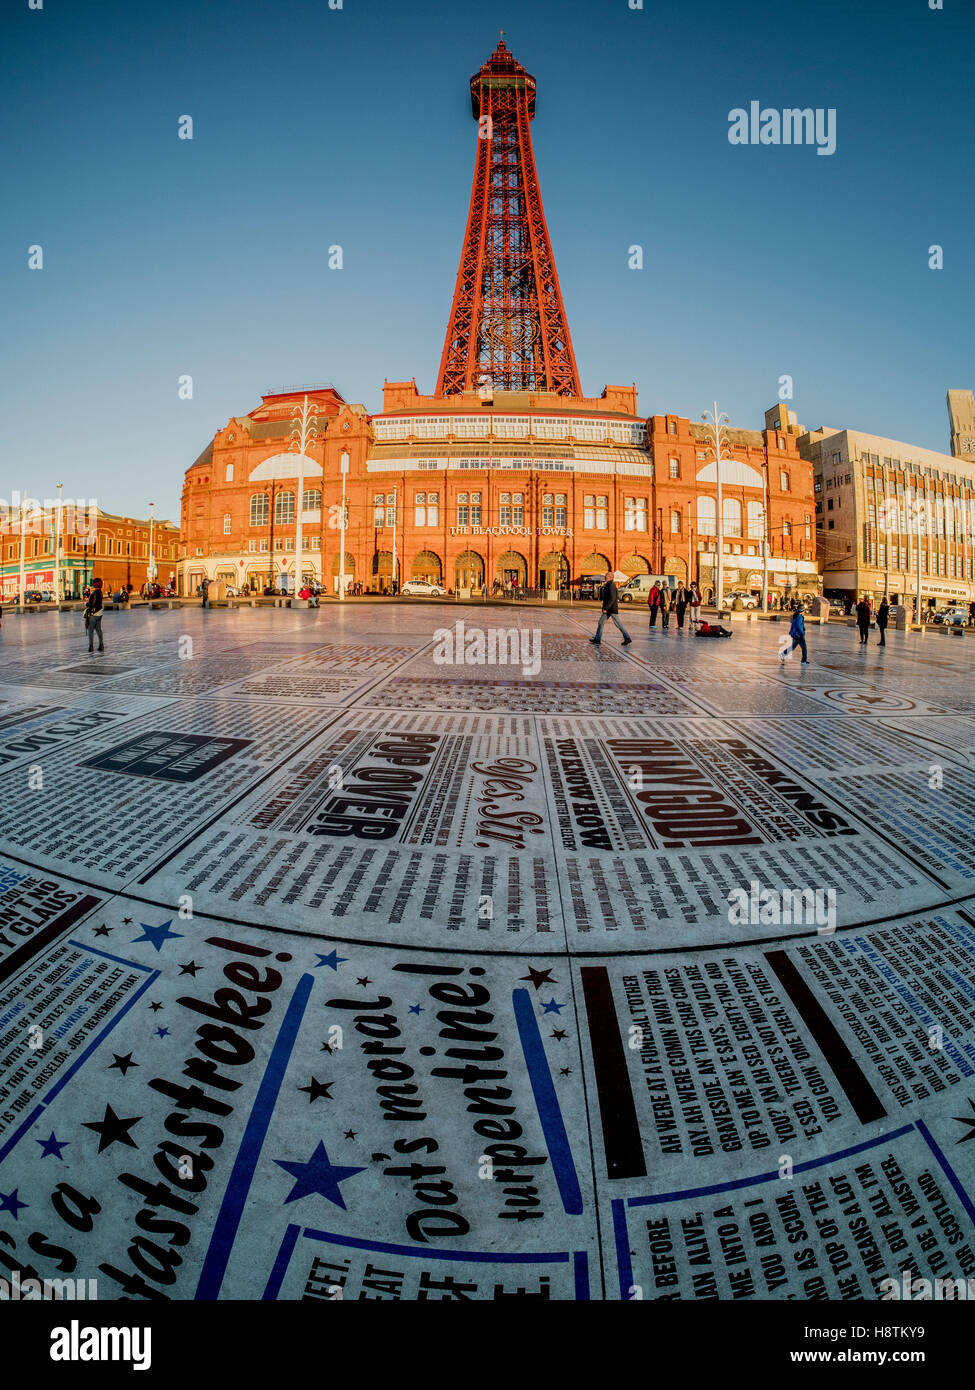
[264,479,278,591]
[915,496,923,625]
[687,500,692,585]
[54,481,63,603]
[881,462,891,602]
[147,501,155,592]
[339,452,349,600]
[962,489,968,614]
[391,485,399,595]
[290,395,321,595]
[760,461,770,612]
[18,488,29,607]
[701,402,733,608]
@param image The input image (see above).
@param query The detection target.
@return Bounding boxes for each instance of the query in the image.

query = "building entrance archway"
[454,550,484,591]
[372,551,393,592]
[331,552,355,594]
[495,550,527,591]
[620,553,650,575]
[538,551,568,589]
[411,550,443,583]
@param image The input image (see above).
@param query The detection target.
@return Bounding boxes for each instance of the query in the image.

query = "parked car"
[401,580,447,597]
[24,590,45,603]
[935,606,969,626]
[723,591,759,610]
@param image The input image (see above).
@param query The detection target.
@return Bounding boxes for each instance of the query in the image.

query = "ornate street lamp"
[54,482,63,602]
[701,402,735,608]
[263,479,279,592]
[339,452,350,600]
[289,395,321,593]
[147,501,156,591]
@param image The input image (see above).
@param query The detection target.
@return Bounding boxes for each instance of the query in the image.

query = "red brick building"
[1,504,179,601]
[178,384,818,602]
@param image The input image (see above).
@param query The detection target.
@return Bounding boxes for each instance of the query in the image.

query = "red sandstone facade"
[178,383,818,601]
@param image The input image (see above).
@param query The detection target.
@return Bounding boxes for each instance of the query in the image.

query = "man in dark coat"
[876,598,889,646]
[590,572,632,646]
[856,596,872,645]
[84,578,104,653]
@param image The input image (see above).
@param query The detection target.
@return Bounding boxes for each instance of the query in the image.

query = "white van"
[618,574,676,603]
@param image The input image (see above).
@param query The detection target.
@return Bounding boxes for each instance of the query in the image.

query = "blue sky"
[3,0,972,520]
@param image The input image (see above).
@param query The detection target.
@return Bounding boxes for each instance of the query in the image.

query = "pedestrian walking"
[877,598,889,647]
[590,571,632,646]
[201,577,210,609]
[647,580,663,628]
[674,584,688,630]
[85,577,104,653]
[855,595,871,645]
[781,605,809,664]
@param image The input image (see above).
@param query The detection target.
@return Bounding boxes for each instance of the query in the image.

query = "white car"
[723,591,758,610]
[400,580,447,597]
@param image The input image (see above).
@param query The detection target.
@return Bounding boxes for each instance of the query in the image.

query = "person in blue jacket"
[781,606,809,664]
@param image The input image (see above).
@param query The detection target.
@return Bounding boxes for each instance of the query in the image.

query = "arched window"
[697,496,716,535]
[747,501,764,539]
[225,463,234,482]
[722,498,742,538]
[275,491,295,525]
[302,489,322,512]
[249,493,269,526]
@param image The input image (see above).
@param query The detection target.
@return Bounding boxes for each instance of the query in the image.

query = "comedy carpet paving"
[1,602,975,1302]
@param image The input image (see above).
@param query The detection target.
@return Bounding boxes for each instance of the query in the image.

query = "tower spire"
[436,42,581,397]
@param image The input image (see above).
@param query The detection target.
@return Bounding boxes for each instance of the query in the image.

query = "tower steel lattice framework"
[436,37,582,398]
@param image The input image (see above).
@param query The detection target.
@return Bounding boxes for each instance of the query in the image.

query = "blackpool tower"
[436,37,582,398]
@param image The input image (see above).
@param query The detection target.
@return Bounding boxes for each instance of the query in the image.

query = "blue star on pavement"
[155,1027,170,1039]
[541,998,565,1014]
[408,1004,424,1015]
[314,950,348,970]
[274,1141,365,1210]
[131,920,184,952]
[36,1132,69,1159]
[0,1189,28,1219]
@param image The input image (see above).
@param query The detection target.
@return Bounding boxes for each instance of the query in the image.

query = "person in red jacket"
[647,581,663,628]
